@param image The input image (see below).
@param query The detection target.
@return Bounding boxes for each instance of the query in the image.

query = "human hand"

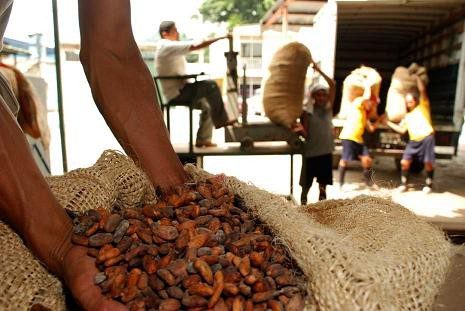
[63,245,128,311]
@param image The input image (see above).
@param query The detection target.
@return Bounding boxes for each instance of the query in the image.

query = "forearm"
[79,0,186,189]
[386,121,407,134]
[0,101,72,278]
[191,36,226,51]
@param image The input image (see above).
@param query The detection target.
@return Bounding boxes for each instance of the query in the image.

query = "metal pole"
[52,0,68,172]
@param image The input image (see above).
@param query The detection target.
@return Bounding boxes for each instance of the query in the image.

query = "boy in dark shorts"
[338,81,381,189]
[386,76,435,193]
[299,62,335,204]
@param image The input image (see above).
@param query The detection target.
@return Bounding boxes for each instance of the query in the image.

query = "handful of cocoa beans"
[71,176,307,310]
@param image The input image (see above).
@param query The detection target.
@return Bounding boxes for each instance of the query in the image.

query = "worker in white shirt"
[155,21,236,147]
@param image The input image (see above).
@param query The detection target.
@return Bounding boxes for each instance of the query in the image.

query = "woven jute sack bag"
[386,63,429,122]
[338,66,382,119]
[186,164,451,310]
[0,150,155,310]
[263,42,312,128]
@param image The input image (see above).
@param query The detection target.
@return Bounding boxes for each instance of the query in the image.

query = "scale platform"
[224,120,304,152]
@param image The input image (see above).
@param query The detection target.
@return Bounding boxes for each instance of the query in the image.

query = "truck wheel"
[240,137,254,152]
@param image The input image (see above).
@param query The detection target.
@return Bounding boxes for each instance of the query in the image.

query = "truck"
[261,0,465,163]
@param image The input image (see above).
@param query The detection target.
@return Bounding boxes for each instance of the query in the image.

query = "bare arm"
[190,34,230,51]
[79,0,186,190]
[312,62,336,107]
[416,75,427,99]
[0,101,72,278]
[386,120,408,134]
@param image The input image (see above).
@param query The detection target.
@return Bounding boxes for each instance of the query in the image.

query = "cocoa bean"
[159,298,181,311]
[121,286,139,303]
[113,220,130,244]
[252,290,275,303]
[194,259,213,284]
[94,272,107,285]
[238,283,252,296]
[104,255,124,267]
[182,295,208,308]
[183,274,201,288]
[153,225,179,241]
[137,272,148,290]
[157,268,176,286]
[239,256,251,276]
[167,259,188,278]
[85,223,100,237]
[167,286,184,299]
[142,255,158,274]
[188,283,214,297]
[137,228,153,244]
[148,275,165,291]
[104,214,122,233]
[266,264,284,278]
[175,229,189,250]
[223,282,239,296]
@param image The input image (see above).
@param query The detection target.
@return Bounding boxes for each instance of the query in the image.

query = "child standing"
[299,62,336,205]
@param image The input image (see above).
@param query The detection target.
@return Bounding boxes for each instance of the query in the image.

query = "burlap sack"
[185,164,451,310]
[65,150,156,210]
[338,66,382,119]
[386,63,429,122]
[0,150,155,310]
[0,221,65,310]
[263,42,312,128]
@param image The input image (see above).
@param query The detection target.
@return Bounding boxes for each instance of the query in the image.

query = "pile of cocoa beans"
[71,176,307,310]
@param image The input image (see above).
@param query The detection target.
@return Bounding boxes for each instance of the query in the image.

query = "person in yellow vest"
[386,76,435,193]
[338,81,381,189]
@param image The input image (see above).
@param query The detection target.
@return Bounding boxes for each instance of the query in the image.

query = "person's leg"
[360,155,374,186]
[424,162,434,187]
[191,80,230,128]
[299,157,312,205]
[193,98,213,144]
[338,159,347,187]
[339,140,353,188]
[318,184,327,200]
[423,135,436,193]
[316,154,333,200]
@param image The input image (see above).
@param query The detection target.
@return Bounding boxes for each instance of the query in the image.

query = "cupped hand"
[63,245,128,311]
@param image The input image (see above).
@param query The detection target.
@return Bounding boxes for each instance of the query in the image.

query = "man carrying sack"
[338,80,382,190]
[385,76,435,193]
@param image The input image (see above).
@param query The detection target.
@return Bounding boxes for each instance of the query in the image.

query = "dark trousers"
[171,80,229,142]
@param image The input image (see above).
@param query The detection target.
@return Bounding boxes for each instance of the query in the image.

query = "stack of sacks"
[338,66,382,120]
[386,63,429,122]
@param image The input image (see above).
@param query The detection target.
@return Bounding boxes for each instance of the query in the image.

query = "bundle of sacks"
[338,66,382,119]
[0,150,453,310]
[262,42,313,128]
[386,63,429,122]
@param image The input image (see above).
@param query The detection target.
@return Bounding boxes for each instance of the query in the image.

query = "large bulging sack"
[338,66,382,119]
[386,63,429,122]
[263,42,312,128]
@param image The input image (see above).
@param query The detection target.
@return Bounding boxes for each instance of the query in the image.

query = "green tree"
[200,0,275,28]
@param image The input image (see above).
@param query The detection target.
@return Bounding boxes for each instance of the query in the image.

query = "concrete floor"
[329,147,465,232]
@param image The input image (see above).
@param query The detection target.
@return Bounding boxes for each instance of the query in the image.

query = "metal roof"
[260,0,327,28]
[337,0,465,49]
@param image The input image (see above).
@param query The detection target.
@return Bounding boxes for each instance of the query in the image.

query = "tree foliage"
[199,0,275,28]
